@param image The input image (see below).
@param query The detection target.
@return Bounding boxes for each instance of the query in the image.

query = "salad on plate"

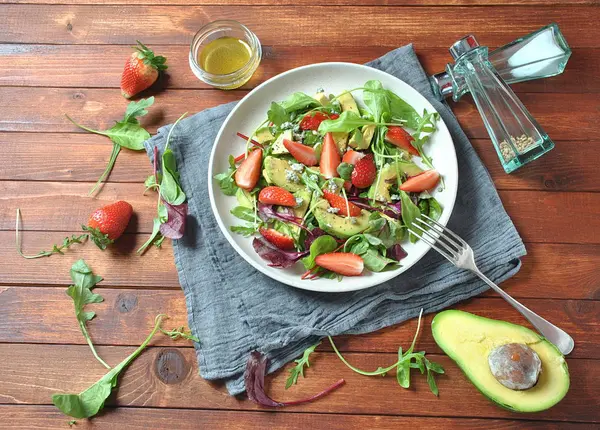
[214,80,442,280]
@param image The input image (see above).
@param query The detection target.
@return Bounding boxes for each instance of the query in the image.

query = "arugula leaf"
[400,191,421,243]
[327,309,444,396]
[361,248,397,272]
[65,98,155,195]
[66,260,110,369]
[318,111,374,134]
[280,92,320,113]
[363,80,390,123]
[386,90,421,129]
[267,102,288,126]
[343,233,397,272]
[231,206,258,223]
[301,235,338,270]
[52,314,169,418]
[137,217,163,255]
[336,162,354,181]
[286,342,321,389]
[230,225,260,236]
[301,171,323,197]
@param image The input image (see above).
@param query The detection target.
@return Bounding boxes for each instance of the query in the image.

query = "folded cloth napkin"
[144,44,526,395]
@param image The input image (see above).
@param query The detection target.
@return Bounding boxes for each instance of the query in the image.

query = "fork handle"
[474,270,574,355]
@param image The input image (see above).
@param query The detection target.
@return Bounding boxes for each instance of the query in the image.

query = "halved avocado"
[312,198,370,239]
[431,310,570,413]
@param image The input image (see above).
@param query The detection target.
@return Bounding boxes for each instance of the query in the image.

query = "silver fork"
[409,214,574,355]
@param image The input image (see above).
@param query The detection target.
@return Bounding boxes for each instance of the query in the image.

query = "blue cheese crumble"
[350,217,358,224]
[327,207,340,214]
[281,121,294,130]
[325,179,339,193]
[295,197,304,207]
[290,163,304,172]
[285,169,300,183]
[391,194,400,201]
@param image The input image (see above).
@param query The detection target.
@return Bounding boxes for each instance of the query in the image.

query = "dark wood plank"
[0,44,595,94]
[1,286,596,359]
[0,87,596,141]
[1,230,599,300]
[4,182,600,244]
[1,0,596,5]
[0,345,597,422]
[0,5,597,47]
[3,133,598,193]
[0,405,593,430]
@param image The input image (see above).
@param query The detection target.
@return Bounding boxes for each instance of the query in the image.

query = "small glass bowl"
[189,20,262,90]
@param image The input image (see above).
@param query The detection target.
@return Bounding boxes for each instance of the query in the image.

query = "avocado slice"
[255,127,275,144]
[368,161,424,202]
[271,130,293,155]
[262,156,304,192]
[235,188,254,208]
[332,132,348,153]
[282,190,312,238]
[338,91,359,114]
[313,92,330,106]
[312,198,370,239]
[432,310,570,413]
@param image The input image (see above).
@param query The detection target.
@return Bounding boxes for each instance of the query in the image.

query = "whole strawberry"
[120,41,167,99]
[84,201,133,249]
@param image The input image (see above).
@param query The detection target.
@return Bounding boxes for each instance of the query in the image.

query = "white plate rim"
[208,62,458,293]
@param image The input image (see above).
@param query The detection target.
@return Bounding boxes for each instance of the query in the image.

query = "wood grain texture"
[0,345,597,422]
[0,406,595,430]
[2,233,599,300]
[1,286,597,359]
[0,44,595,94]
[0,5,597,47]
[3,133,599,193]
[2,0,597,5]
[0,87,598,141]
[4,182,600,244]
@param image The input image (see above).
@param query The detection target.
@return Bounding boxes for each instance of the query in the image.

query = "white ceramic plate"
[208,62,458,293]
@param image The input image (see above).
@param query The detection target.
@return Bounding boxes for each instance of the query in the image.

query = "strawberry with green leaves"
[121,41,168,99]
[84,201,134,249]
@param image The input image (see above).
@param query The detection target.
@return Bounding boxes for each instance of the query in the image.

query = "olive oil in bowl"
[199,37,252,75]
[189,21,262,90]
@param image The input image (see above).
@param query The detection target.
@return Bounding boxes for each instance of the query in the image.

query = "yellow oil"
[199,37,252,75]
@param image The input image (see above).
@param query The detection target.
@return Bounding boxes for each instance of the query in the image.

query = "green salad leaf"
[280,92,320,113]
[302,235,338,270]
[363,80,390,123]
[344,232,398,272]
[318,111,374,133]
[65,97,155,195]
[400,191,421,243]
[267,102,288,126]
[66,260,110,369]
[286,342,321,389]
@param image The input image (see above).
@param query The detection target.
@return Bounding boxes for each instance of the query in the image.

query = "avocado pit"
[488,343,542,390]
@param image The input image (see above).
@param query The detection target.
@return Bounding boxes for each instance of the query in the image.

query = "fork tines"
[408,215,466,263]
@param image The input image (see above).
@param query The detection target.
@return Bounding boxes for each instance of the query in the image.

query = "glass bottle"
[446,35,554,173]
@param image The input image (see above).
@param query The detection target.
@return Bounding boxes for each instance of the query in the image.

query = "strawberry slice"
[300,112,339,131]
[323,190,361,217]
[399,170,440,192]
[315,252,364,276]
[319,132,341,178]
[342,149,365,165]
[259,227,296,251]
[351,154,376,189]
[234,148,263,190]
[283,139,318,167]
[385,126,419,156]
[259,186,296,207]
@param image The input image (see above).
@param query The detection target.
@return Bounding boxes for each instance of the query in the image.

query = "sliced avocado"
[347,128,364,150]
[283,190,312,238]
[362,124,376,147]
[262,156,304,192]
[312,198,370,239]
[235,188,254,208]
[368,161,424,202]
[255,127,275,144]
[271,130,293,155]
[338,91,359,114]
[432,310,570,413]
[313,92,330,106]
[332,132,348,153]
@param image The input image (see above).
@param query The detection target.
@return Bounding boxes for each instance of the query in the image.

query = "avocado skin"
[431,310,570,413]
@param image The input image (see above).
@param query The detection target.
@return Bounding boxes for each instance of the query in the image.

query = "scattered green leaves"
[301,235,338,270]
[81,225,114,250]
[159,324,199,343]
[65,97,155,195]
[318,111,374,134]
[286,342,321,389]
[336,162,354,181]
[328,309,444,396]
[267,102,288,126]
[280,92,320,113]
[66,260,110,369]
[16,209,88,259]
[344,232,398,272]
[400,191,421,243]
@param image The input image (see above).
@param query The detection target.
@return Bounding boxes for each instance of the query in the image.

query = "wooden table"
[1,0,599,428]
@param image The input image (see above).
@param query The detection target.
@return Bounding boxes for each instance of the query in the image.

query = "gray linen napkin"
[144,44,526,395]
